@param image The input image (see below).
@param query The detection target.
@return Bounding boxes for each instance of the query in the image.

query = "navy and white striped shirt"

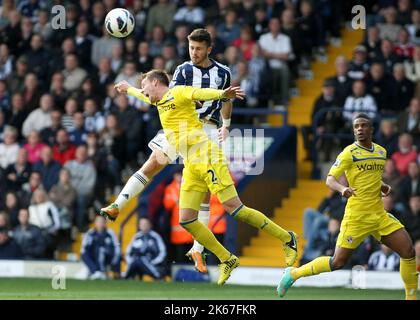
[170,59,231,125]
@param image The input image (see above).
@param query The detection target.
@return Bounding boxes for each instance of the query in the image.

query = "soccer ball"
[104,8,135,38]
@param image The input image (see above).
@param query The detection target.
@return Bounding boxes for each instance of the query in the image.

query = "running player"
[110,70,298,285]
[278,113,418,300]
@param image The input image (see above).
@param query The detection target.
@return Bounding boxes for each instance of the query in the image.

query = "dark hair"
[143,69,170,87]
[188,28,212,47]
[352,112,372,126]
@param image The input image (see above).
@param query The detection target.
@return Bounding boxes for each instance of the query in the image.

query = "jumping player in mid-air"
[100,29,233,273]
[111,69,298,285]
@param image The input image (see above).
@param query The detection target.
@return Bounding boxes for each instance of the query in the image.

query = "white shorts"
[148,123,219,162]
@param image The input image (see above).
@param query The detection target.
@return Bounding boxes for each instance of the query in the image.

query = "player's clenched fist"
[114,80,131,94]
[341,187,356,198]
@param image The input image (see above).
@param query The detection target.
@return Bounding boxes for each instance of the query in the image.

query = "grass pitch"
[0,278,407,300]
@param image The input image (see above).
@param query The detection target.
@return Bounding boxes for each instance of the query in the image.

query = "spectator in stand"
[397,0,413,25]
[375,39,401,75]
[76,78,101,108]
[95,57,115,97]
[83,99,105,133]
[258,17,292,106]
[390,63,414,114]
[145,0,176,37]
[377,119,399,156]
[113,94,142,165]
[173,0,205,30]
[8,93,28,139]
[28,188,60,258]
[1,191,21,228]
[394,28,414,60]
[23,130,46,165]
[136,41,153,74]
[400,195,420,243]
[348,45,370,80]
[343,80,377,124]
[74,20,93,70]
[25,33,50,82]
[90,26,121,67]
[368,244,400,271]
[0,80,10,114]
[407,9,420,43]
[89,1,106,37]
[19,170,44,208]
[0,126,19,170]
[378,7,402,42]
[205,23,226,62]
[0,226,23,259]
[81,215,120,280]
[405,44,420,93]
[61,98,78,131]
[302,78,342,162]
[62,54,87,93]
[7,56,27,93]
[326,56,353,106]
[148,25,166,59]
[64,145,97,232]
[396,161,420,210]
[32,145,61,192]
[301,218,341,265]
[365,62,392,114]
[363,26,382,61]
[99,114,127,193]
[296,0,318,69]
[33,9,53,42]
[68,112,88,146]
[161,44,182,75]
[397,97,420,141]
[219,9,243,48]
[382,159,402,197]
[5,148,31,192]
[48,168,76,231]
[0,44,13,81]
[232,25,255,62]
[40,110,63,147]
[47,72,68,111]
[13,208,46,259]
[163,171,193,263]
[22,93,54,138]
[392,133,418,177]
[53,129,77,166]
[114,61,140,87]
[124,217,167,280]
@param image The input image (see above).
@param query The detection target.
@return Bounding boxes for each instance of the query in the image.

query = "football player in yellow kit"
[105,70,298,285]
[278,113,418,300]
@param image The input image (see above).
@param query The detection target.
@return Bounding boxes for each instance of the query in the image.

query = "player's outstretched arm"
[114,80,151,104]
[326,175,356,198]
[190,87,245,102]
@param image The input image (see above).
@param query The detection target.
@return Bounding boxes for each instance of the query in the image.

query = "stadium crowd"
[0,0,418,276]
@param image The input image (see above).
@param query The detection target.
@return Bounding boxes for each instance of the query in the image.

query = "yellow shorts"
[337,211,404,249]
[179,140,237,210]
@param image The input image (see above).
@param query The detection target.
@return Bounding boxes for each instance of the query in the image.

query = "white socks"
[192,203,210,253]
[115,171,149,210]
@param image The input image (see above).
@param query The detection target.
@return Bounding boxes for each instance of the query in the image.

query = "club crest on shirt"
[378,149,384,156]
[215,76,222,86]
[347,236,353,243]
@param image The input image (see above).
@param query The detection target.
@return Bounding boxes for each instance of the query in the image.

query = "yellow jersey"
[127,85,224,161]
[328,142,387,219]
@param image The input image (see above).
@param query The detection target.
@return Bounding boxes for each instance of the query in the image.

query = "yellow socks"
[291,256,332,280]
[232,205,291,243]
[180,218,231,262]
[400,257,418,300]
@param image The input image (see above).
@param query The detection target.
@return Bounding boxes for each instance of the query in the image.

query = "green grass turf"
[0,278,408,300]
